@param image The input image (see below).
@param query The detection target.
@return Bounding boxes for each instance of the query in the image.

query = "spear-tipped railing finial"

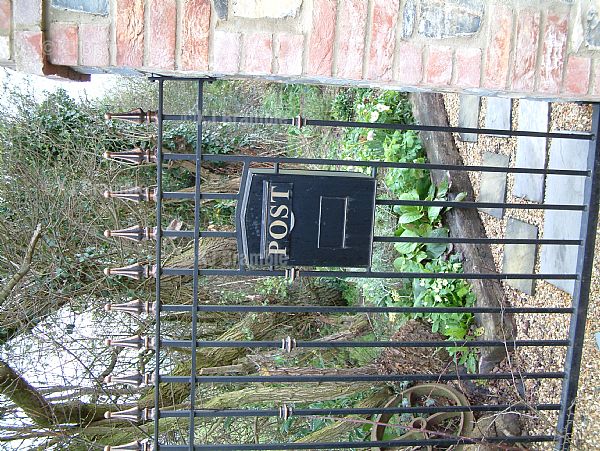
[105,108,157,125]
[105,334,154,351]
[103,263,154,280]
[104,299,154,315]
[103,148,156,165]
[104,406,153,423]
[104,372,152,387]
[104,226,156,242]
[104,440,151,451]
[103,187,157,203]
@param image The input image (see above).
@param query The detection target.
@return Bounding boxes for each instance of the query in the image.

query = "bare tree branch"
[0,224,42,305]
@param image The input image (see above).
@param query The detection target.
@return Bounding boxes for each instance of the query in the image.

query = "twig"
[0,224,42,305]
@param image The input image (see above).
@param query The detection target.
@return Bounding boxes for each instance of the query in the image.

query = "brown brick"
[0,0,11,33]
[181,0,211,71]
[277,33,304,76]
[80,23,110,67]
[483,5,513,89]
[336,0,368,79]
[454,47,481,88]
[116,0,144,67]
[368,0,399,81]
[563,56,591,95]
[212,31,241,74]
[539,13,568,94]
[148,0,176,69]
[426,45,453,85]
[47,23,78,66]
[393,42,422,85]
[511,10,540,92]
[307,0,336,76]
[242,32,272,75]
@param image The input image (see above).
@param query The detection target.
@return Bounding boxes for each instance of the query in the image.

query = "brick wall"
[3,0,600,101]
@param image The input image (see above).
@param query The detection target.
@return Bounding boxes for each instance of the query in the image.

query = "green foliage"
[332,88,478,372]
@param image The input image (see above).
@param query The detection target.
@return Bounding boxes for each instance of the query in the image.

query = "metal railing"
[101,76,600,451]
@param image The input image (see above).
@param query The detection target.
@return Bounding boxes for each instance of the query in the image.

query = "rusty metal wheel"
[371,383,475,451]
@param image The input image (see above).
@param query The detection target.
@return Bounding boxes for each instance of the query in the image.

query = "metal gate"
[101,76,600,451]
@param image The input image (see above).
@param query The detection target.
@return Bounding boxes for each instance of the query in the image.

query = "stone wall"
[2,0,600,100]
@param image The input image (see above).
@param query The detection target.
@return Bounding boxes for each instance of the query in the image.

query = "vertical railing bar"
[153,76,165,451]
[556,105,600,451]
[188,80,205,450]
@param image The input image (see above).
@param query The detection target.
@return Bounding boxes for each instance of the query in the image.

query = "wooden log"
[408,93,516,372]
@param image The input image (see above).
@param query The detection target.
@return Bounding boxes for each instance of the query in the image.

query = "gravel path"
[443,94,599,450]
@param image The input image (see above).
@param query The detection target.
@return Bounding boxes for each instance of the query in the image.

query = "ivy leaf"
[398,211,424,224]
[425,228,449,258]
[394,230,420,255]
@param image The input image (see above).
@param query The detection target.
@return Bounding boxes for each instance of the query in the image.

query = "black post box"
[237,168,377,268]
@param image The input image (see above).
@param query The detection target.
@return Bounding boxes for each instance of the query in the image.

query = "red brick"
[0,0,11,33]
[148,0,176,69]
[307,0,336,77]
[336,0,368,79]
[539,13,568,94]
[483,6,513,89]
[242,32,272,75]
[116,0,144,67]
[425,46,453,85]
[14,31,44,74]
[181,0,211,71]
[563,56,591,95]
[212,31,241,74]
[47,23,78,66]
[80,23,110,67]
[511,10,540,92]
[454,47,481,88]
[393,43,422,85]
[277,33,304,76]
[368,0,400,81]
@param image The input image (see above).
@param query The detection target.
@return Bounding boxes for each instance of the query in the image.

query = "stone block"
[148,0,176,70]
[417,0,484,39]
[241,32,272,75]
[586,8,600,49]
[14,0,42,28]
[212,31,241,74]
[540,136,589,295]
[511,10,540,92]
[485,97,512,134]
[458,94,480,142]
[483,5,513,89]
[336,0,368,80]
[368,0,399,81]
[116,0,144,67]
[51,0,109,15]
[0,0,11,33]
[231,0,301,18]
[213,0,228,19]
[503,218,538,295]
[47,23,79,66]
[402,0,416,38]
[478,152,509,218]
[425,45,452,85]
[277,33,304,76]
[307,0,336,77]
[181,0,211,71]
[14,31,44,74]
[0,35,9,60]
[513,100,549,203]
[563,56,591,95]
[393,43,422,85]
[80,23,110,67]
[455,47,481,88]
[539,13,568,94]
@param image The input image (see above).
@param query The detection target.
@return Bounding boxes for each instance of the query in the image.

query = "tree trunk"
[408,93,516,372]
